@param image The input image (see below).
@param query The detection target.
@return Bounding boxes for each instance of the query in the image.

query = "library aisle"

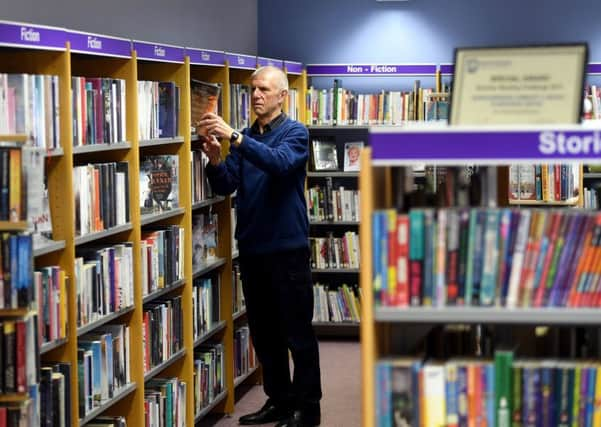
[205,340,360,427]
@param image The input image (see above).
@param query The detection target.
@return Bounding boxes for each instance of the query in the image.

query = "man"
[198,66,322,427]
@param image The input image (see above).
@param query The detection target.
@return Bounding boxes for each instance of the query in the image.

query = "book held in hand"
[191,79,221,137]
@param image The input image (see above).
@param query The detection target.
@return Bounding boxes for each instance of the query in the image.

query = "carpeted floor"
[203,339,361,427]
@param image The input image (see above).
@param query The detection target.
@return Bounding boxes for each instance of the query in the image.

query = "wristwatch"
[230,130,242,146]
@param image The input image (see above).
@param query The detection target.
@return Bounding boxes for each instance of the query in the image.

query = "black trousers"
[239,246,322,414]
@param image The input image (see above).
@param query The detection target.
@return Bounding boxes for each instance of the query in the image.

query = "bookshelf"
[360,124,601,426]
[0,18,308,426]
[307,126,365,333]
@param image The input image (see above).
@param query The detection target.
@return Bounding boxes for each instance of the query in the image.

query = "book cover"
[343,141,363,172]
[311,140,338,171]
[191,79,221,137]
[140,155,179,214]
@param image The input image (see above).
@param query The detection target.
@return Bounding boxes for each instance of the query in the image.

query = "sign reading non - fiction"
[186,48,225,66]
[0,20,65,50]
[68,30,131,58]
[370,126,601,165]
[226,53,257,70]
[306,64,437,76]
[450,44,588,125]
[133,40,185,63]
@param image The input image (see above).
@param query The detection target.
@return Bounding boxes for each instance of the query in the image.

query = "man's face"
[251,71,285,119]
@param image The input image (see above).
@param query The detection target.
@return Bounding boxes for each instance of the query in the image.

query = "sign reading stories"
[0,20,65,50]
[450,44,588,125]
[370,126,601,165]
[306,64,436,76]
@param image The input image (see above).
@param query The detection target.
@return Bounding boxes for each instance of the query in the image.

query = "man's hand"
[201,135,223,166]
[198,112,234,141]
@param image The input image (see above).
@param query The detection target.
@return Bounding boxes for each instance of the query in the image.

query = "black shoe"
[238,400,290,425]
[275,410,321,427]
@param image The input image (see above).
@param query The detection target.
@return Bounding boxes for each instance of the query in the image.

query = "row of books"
[309,231,360,269]
[306,81,450,126]
[376,351,601,427]
[75,243,134,328]
[72,77,126,146]
[193,276,219,340]
[306,182,360,222]
[140,155,179,215]
[192,212,218,271]
[142,296,183,373]
[191,150,213,203]
[145,377,187,427]
[138,80,180,140]
[229,84,251,131]
[0,232,33,309]
[0,314,38,394]
[584,185,601,209]
[312,283,361,323]
[74,162,130,236]
[373,208,601,308]
[35,266,67,346]
[0,73,60,149]
[508,164,580,203]
[140,225,185,296]
[40,361,71,427]
[0,146,26,223]
[234,325,257,380]
[195,344,224,415]
[0,401,36,426]
[78,323,131,417]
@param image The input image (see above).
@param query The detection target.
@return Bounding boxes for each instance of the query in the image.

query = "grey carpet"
[203,339,360,427]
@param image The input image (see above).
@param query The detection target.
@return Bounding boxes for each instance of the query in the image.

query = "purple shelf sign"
[186,48,225,66]
[68,30,131,58]
[439,64,455,76]
[226,53,257,70]
[0,20,65,51]
[306,64,437,76]
[370,125,601,165]
[133,40,185,63]
[284,61,303,75]
[257,57,283,69]
[588,63,601,75]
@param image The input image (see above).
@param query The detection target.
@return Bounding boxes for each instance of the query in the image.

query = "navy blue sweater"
[205,116,309,255]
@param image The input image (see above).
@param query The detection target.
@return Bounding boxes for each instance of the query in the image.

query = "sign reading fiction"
[450,44,588,125]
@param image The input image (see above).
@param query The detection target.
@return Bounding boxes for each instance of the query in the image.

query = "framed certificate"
[450,44,588,125]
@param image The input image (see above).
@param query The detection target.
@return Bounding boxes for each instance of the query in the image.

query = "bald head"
[252,66,289,92]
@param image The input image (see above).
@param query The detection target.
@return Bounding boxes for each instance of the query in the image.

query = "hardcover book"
[191,79,221,137]
[140,155,179,215]
[312,140,338,171]
[343,141,364,172]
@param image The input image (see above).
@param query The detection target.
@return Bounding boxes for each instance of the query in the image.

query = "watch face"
[231,131,240,141]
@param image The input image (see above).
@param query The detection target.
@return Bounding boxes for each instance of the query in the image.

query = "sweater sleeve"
[237,123,309,176]
[205,146,241,195]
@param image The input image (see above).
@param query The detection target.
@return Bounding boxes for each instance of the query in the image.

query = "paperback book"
[140,155,179,215]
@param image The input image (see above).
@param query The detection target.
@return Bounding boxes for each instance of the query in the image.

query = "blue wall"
[3,0,257,54]
[258,0,601,90]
